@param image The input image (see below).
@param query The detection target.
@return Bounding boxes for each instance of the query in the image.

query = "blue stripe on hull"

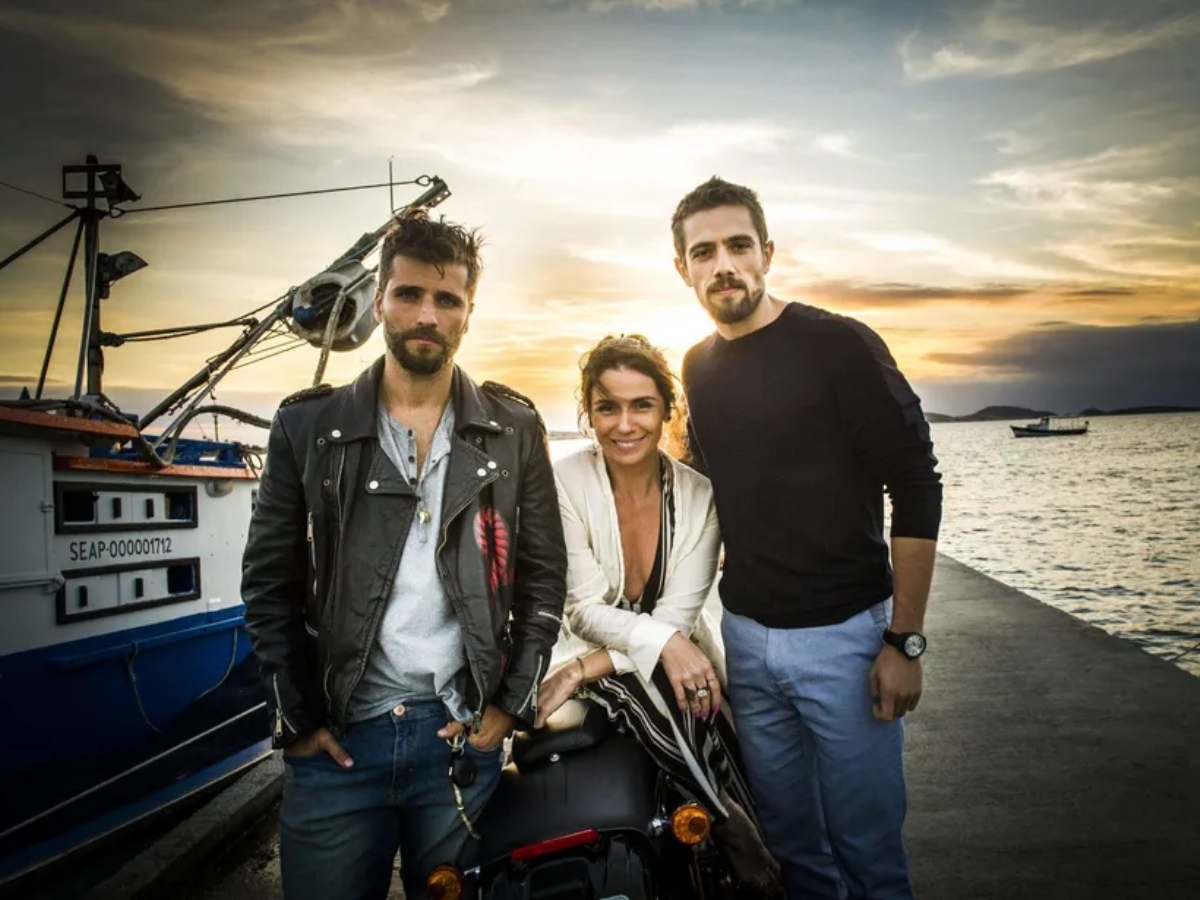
[0,606,270,862]
[1,606,252,771]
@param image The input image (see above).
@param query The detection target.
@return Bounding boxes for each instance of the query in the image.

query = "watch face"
[904,634,926,657]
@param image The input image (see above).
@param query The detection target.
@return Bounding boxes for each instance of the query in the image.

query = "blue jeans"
[279,699,503,900]
[722,602,912,900]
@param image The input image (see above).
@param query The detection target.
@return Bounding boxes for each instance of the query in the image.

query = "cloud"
[791,280,1032,307]
[1049,233,1200,281]
[923,318,1200,408]
[901,3,1200,82]
[583,0,789,10]
[587,0,714,9]
[844,230,1068,281]
[407,0,452,23]
[0,2,795,219]
[0,374,60,386]
[985,129,1042,157]
[1062,287,1137,298]
[813,133,857,158]
[977,144,1200,242]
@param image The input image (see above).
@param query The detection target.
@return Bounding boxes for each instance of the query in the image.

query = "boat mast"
[60,156,142,402]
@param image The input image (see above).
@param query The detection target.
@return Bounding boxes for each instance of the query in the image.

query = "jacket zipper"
[307,511,318,597]
[328,444,364,724]
[437,479,495,730]
[518,652,547,717]
[272,672,295,741]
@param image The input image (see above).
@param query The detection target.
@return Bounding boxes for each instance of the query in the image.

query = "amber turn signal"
[670,802,712,845]
[426,864,463,900]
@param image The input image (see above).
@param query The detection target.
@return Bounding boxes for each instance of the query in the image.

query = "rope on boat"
[196,629,241,703]
[124,629,239,736]
[310,285,351,387]
[110,176,434,216]
[0,177,70,207]
[125,641,163,734]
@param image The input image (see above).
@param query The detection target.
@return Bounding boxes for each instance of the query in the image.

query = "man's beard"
[703,277,765,325]
[383,323,460,376]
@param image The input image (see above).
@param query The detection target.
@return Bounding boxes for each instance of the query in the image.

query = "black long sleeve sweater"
[682,301,943,629]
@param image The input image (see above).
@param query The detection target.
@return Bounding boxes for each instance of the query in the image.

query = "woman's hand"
[534,662,584,729]
[659,632,722,718]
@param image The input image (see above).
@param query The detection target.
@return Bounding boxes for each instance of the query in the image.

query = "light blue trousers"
[722,601,913,900]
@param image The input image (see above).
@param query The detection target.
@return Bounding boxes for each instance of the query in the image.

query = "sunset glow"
[2,0,1198,429]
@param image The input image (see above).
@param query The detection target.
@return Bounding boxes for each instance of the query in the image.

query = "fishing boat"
[0,157,450,887]
[1010,416,1089,438]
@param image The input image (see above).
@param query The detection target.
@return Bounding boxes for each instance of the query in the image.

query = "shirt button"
[489,420,499,427]
[487,461,497,470]
[476,468,487,477]
[331,429,341,439]
[368,480,380,491]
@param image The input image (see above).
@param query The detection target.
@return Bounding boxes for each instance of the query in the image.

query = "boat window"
[167,562,197,595]
[55,484,198,533]
[166,490,195,522]
[57,558,203,623]
[61,489,97,524]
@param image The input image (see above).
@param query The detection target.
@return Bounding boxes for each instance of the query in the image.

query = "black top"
[682,302,942,629]
[621,456,675,617]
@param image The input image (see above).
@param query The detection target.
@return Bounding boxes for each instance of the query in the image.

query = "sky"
[1,0,1199,431]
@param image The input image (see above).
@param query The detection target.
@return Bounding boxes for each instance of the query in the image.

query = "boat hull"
[1010,426,1088,437]
[0,419,270,884]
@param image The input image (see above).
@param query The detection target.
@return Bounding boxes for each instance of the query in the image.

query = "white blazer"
[549,444,727,687]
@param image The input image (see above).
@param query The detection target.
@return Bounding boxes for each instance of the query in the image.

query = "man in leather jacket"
[242,211,567,899]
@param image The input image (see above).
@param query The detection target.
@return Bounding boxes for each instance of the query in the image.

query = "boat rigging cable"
[0,165,451,464]
[0,177,70,208]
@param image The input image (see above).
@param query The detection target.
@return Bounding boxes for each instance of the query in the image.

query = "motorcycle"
[425,699,746,899]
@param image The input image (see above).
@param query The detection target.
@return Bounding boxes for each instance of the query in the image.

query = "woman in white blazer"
[535,335,779,895]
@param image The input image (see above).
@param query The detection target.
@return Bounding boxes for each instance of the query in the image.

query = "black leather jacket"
[242,358,567,747]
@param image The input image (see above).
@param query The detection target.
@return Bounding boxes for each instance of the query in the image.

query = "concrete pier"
[167,555,1200,899]
[907,555,1200,899]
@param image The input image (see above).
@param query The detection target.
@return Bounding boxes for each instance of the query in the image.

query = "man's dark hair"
[670,176,769,259]
[377,210,484,293]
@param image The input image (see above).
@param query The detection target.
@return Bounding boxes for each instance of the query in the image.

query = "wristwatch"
[883,629,926,660]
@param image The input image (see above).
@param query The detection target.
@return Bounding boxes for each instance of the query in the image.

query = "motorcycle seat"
[511,699,610,771]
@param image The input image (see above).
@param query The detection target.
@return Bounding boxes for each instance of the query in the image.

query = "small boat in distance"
[1010,416,1089,438]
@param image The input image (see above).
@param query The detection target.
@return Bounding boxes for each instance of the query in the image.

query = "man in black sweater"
[674,177,942,900]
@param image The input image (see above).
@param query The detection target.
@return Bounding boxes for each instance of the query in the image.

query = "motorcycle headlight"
[670,802,711,845]
[425,864,463,900]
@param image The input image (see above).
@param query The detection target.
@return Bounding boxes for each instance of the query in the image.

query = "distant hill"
[958,406,1057,422]
[1075,406,1200,417]
[925,405,1200,423]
